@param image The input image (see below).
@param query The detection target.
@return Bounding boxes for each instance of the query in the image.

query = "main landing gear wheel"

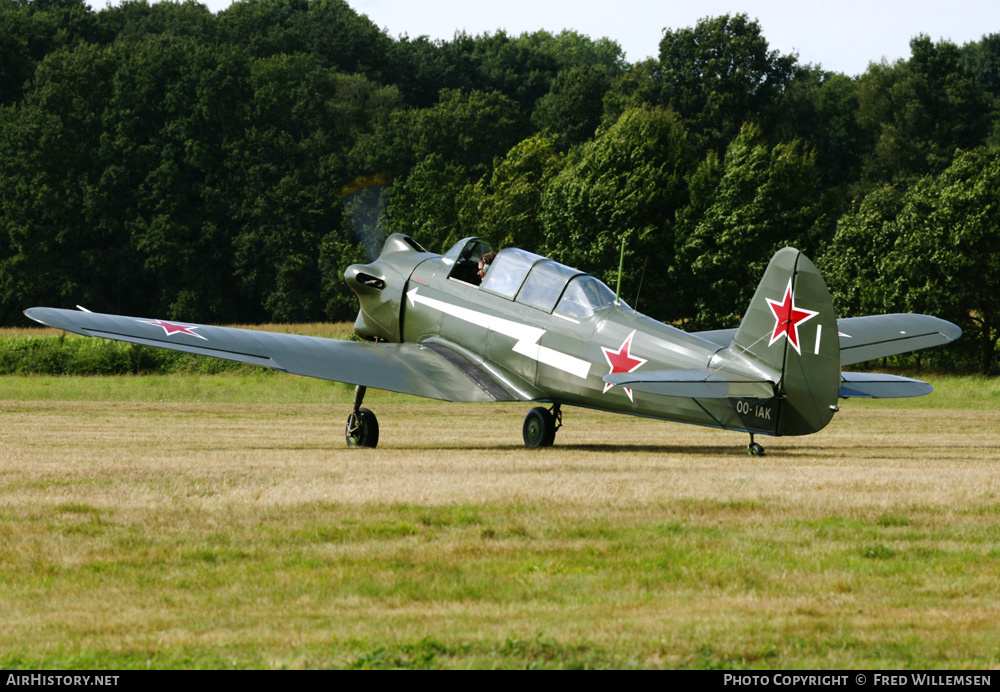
[747,434,765,457]
[522,405,560,448]
[345,385,378,448]
[346,407,379,448]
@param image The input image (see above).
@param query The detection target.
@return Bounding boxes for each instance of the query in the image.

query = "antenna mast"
[614,236,625,306]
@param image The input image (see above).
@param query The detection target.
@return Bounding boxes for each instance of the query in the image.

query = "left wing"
[23,307,530,403]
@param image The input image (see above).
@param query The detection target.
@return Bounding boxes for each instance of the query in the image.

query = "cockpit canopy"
[553,274,629,318]
[443,237,494,285]
[481,248,544,298]
[442,238,630,318]
[514,257,580,312]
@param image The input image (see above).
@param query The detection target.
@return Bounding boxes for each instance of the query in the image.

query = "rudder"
[729,248,841,436]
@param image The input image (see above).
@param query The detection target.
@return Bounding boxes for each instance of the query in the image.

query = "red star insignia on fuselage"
[601,329,647,402]
[139,318,207,340]
[766,279,818,354]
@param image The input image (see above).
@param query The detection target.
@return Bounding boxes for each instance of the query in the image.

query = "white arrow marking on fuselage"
[407,288,592,379]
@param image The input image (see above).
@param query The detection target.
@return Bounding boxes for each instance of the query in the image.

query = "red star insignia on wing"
[766,279,818,354]
[601,329,647,402]
[139,318,207,341]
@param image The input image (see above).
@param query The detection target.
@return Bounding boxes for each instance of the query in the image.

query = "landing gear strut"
[747,433,765,457]
[346,385,379,448]
[523,403,561,448]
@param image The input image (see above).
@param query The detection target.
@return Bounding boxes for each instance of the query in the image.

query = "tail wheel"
[346,407,379,448]
[523,407,556,448]
[747,442,765,457]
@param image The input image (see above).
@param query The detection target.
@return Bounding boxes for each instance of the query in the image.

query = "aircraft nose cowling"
[344,263,387,296]
[344,233,437,343]
[345,261,403,342]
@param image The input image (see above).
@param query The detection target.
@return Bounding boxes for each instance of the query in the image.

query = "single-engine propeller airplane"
[25,234,961,455]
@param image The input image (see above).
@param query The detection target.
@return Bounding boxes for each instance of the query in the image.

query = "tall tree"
[459,133,564,250]
[675,124,827,328]
[881,148,1000,373]
[217,0,393,80]
[656,14,796,153]
[382,153,468,254]
[227,53,389,321]
[777,66,865,189]
[858,35,992,187]
[532,64,611,149]
[108,36,247,321]
[0,41,129,321]
[539,106,692,318]
[360,87,526,179]
[0,0,98,105]
[818,185,905,317]
[960,32,1000,99]
[94,0,216,44]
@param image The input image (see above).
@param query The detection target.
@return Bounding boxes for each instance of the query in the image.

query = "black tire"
[747,442,765,457]
[346,407,379,448]
[522,407,556,447]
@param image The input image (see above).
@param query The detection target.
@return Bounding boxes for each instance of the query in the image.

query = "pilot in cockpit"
[445,238,494,285]
[476,252,496,284]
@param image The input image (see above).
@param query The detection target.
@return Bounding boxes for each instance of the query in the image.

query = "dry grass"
[1,376,999,668]
[223,322,356,339]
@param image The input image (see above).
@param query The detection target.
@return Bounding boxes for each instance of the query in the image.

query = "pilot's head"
[477,252,496,280]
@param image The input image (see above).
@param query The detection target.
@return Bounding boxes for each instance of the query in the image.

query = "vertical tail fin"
[727,247,841,436]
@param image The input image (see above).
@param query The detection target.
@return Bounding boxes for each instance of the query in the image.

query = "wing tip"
[23,307,46,325]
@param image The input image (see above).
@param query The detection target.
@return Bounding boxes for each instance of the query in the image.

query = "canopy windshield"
[554,275,629,318]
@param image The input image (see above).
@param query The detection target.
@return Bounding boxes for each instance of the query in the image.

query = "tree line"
[1,0,998,372]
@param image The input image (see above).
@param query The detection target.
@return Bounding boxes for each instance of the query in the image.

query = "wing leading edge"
[23,307,527,403]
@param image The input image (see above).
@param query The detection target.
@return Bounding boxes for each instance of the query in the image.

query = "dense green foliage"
[1,0,998,371]
[0,332,265,374]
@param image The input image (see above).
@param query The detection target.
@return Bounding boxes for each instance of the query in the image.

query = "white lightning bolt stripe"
[407,288,591,379]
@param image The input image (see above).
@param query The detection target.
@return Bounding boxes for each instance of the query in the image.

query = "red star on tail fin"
[765,280,818,354]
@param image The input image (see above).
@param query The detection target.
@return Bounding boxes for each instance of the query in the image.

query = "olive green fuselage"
[347,235,787,436]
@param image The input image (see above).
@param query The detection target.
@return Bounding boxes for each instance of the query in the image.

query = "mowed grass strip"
[1,374,998,668]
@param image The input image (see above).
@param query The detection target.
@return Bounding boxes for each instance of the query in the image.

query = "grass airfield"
[1,373,999,669]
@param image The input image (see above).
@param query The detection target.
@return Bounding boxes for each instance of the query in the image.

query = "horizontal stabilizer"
[603,369,775,399]
[694,314,962,366]
[837,314,961,365]
[839,371,932,398]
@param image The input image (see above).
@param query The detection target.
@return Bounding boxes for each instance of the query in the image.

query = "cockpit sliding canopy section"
[516,259,582,313]
[447,242,628,318]
[481,248,544,298]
